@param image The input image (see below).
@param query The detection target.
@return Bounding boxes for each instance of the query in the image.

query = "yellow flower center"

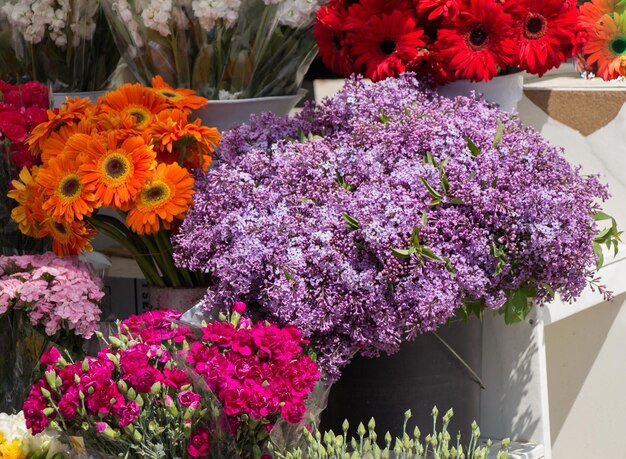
[156,89,183,101]
[57,174,82,201]
[140,181,171,209]
[124,105,152,129]
[100,152,132,186]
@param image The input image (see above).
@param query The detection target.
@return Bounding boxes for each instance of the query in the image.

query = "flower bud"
[368,417,376,431]
[45,370,57,390]
[117,380,128,394]
[342,419,349,432]
[150,381,162,394]
[404,409,412,420]
[82,359,89,372]
[357,422,366,437]
[43,407,55,416]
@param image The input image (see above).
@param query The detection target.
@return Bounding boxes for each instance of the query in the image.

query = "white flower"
[141,0,173,36]
[191,0,241,31]
[276,0,322,29]
[0,411,29,442]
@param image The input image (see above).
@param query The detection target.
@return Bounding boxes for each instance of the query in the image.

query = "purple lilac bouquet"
[173,74,614,379]
[0,253,103,338]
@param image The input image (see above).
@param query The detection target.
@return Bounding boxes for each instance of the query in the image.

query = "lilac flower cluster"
[174,75,609,379]
[0,253,103,338]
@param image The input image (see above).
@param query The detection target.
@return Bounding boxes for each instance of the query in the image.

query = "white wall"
[545,293,626,459]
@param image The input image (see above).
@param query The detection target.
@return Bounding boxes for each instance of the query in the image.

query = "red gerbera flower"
[314,6,356,76]
[435,0,516,82]
[345,0,415,29]
[414,0,460,22]
[507,0,578,76]
[351,10,426,81]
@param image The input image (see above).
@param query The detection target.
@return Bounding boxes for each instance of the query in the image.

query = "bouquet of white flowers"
[0,411,69,458]
[101,0,322,99]
[0,0,119,91]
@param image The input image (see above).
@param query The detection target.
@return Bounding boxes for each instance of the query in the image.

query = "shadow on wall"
[480,310,544,444]
[545,296,622,448]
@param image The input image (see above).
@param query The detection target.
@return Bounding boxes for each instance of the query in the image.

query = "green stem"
[158,228,195,287]
[152,229,182,287]
[87,216,165,287]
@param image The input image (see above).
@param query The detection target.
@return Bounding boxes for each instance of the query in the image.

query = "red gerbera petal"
[414,0,460,22]
[345,0,415,29]
[508,0,578,77]
[314,6,356,76]
[351,10,426,82]
[435,0,516,82]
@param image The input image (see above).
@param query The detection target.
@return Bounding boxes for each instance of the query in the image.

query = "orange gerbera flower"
[584,12,626,80]
[28,97,96,156]
[126,162,194,235]
[149,109,220,171]
[40,218,96,256]
[98,83,168,131]
[7,167,46,238]
[37,154,99,222]
[80,134,156,209]
[579,0,626,31]
[40,121,98,164]
[151,75,208,113]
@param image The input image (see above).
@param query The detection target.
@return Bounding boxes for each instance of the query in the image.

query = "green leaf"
[593,242,604,269]
[378,109,391,125]
[421,211,428,226]
[466,137,481,157]
[342,213,360,231]
[502,285,536,324]
[419,177,443,200]
[448,197,464,205]
[492,120,504,148]
[410,226,420,247]
[424,151,437,167]
[421,247,444,263]
[335,171,354,192]
[297,127,306,142]
[592,211,613,222]
[284,271,295,281]
[391,248,412,259]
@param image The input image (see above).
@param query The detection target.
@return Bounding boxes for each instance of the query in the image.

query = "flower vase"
[436,73,524,113]
[0,312,48,414]
[192,90,307,132]
[147,286,207,312]
[321,317,483,439]
[52,90,106,109]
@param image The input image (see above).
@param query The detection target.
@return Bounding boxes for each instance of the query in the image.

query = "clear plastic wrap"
[0,253,105,413]
[101,0,321,99]
[0,1,119,91]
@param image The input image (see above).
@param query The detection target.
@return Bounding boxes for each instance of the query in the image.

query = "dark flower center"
[146,185,166,201]
[105,157,128,179]
[380,40,396,56]
[54,222,67,234]
[61,177,80,198]
[469,27,488,48]
[332,34,342,51]
[129,110,146,124]
[161,91,177,98]
[611,37,626,55]
[524,15,547,39]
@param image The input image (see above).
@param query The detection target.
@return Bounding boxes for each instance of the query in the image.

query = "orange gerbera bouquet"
[577,0,626,80]
[7,77,220,288]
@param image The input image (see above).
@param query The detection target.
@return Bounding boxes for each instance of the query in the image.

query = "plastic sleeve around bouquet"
[0,253,104,413]
[178,301,329,455]
[100,0,191,89]
[100,0,319,99]
[2,2,119,91]
[268,379,332,455]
